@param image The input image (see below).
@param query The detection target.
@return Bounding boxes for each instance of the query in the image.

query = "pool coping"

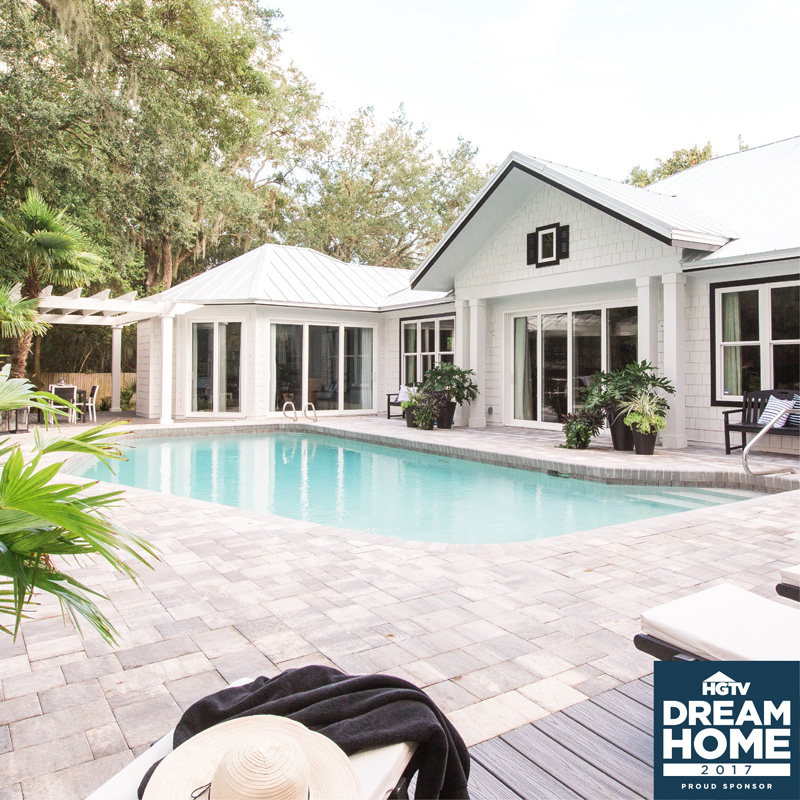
[62,419,799,494]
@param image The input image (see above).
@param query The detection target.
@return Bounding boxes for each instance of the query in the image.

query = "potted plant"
[560,408,604,449]
[620,390,669,455]
[422,362,479,429]
[584,361,675,451]
[400,387,422,428]
[411,390,445,431]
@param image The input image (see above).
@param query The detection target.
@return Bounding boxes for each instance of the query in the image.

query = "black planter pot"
[607,409,634,451]
[632,426,657,455]
[405,410,416,428]
[436,401,457,429]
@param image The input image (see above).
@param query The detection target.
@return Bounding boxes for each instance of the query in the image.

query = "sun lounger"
[86,677,417,800]
[634,583,800,662]
[776,564,800,602]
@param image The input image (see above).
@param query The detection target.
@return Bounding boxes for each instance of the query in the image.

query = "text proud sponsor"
[654,662,799,799]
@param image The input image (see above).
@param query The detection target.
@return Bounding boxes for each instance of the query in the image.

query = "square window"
[527,223,568,267]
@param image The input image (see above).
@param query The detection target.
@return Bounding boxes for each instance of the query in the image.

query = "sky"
[273,0,800,180]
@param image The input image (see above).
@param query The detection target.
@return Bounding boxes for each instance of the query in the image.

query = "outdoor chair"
[776,565,800,602]
[86,676,417,800]
[50,385,78,423]
[77,384,99,422]
[633,583,800,662]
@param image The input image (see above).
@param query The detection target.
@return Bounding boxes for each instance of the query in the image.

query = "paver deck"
[0,416,797,798]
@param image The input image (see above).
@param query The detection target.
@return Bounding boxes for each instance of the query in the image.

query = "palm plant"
[0,286,49,340]
[0,188,101,378]
[0,364,156,643]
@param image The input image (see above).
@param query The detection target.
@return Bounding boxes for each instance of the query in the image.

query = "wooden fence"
[37,372,136,400]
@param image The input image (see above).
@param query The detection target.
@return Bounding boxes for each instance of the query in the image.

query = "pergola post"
[661,272,687,449]
[468,298,486,428]
[159,314,175,425]
[110,326,122,413]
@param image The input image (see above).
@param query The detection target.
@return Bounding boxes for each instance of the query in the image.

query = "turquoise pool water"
[75,433,762,544]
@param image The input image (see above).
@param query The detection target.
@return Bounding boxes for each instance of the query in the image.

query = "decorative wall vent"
[526,223,569,267]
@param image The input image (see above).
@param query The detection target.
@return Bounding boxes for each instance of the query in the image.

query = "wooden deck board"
[502,725,644,799]
[563,699,654,767]
[467,675,656,800]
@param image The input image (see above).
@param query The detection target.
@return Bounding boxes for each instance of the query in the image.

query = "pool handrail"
[282,400,298,422]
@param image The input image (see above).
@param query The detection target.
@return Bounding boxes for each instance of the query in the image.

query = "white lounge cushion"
[397,385,410,402]
[757,395,793,429]
[640,583,800,661]
[779,564,800,588]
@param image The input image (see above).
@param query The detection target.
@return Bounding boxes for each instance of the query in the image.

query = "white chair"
[86,677,417,800]
[634,583,800,662]
[79,384,99,422]
[49,384,77,423]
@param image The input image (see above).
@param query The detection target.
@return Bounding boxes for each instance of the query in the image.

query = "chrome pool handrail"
[742,407,797,477]
[303,403,318,422]
[282,401,298,422]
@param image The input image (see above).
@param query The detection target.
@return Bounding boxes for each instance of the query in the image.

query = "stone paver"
[1,416,797,796]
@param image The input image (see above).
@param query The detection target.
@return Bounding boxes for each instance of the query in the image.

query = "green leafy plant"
[560,408,604,449]
[584,361,675,421]
[620,390,670,435]
[120,378,137,411]
[411,391,446,430]
[0,365,156,643]
[422,362,479,406]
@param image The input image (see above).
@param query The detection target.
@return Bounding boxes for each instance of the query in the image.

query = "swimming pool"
[75,432,763,544]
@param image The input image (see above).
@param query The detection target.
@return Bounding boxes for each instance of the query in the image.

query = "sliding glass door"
[513,306,637,424]
[272,322,374,413]
[191,321,242,413]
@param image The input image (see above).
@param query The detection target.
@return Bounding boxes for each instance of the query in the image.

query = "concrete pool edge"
[59,418,799,493]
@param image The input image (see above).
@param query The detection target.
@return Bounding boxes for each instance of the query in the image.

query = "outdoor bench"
[722,389,799,454]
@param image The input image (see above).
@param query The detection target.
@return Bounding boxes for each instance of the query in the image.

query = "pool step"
[624,491,713,512]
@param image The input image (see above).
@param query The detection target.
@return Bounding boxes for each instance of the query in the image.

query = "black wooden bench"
[722,389,799,454]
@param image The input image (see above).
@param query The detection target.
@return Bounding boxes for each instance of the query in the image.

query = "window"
[513,305,638,424]
[191,321,241,413]
[714,279,799,402]
[526,223,569,267]
[401,317,455,384]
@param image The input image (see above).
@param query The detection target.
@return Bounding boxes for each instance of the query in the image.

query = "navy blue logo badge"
[654,661,799,799]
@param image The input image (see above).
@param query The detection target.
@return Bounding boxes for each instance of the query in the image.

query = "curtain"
[722,293,742,396]
[514,317,534,420]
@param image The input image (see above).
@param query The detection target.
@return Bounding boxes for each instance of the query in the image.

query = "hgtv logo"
[654,662,799,799]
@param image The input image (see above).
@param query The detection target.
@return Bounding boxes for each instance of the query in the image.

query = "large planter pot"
[405,410,416,428]
[607,409,634,451]
[631,426,657,455]
[436,401,457,429]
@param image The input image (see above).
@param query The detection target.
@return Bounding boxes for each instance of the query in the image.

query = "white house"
[136,136,800,451]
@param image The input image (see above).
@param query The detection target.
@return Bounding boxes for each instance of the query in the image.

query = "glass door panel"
[309,325,339,410]
[217,322,241,412]
[543,313,568,422]
[572,310,601,409]
[402,323,417,385]
[273,324,302,412]
[344,327,373,409]
[514,316,538,421]
[192,322,213,412]
[607,306,638,371]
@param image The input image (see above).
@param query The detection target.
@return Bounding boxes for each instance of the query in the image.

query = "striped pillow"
[757,395,794,429]
[787,394,800,428]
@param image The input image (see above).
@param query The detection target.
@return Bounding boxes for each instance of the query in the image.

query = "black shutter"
[558,224,569,260]
[526,232,538,265]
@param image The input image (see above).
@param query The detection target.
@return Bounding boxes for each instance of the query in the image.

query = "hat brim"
[144,715,363,800]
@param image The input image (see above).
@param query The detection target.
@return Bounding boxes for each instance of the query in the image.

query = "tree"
[624,143,714,187]
[0,188,100,377]
[0,363,156,642]
[285,108,493,269]
[0,286,47,340]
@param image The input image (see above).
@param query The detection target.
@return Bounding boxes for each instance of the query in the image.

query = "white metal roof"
[411,137,800,290]
[154,244,450,311]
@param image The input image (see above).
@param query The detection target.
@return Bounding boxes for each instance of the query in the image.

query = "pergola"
[16,285,199,423]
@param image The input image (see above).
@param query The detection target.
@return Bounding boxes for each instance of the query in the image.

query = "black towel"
[138,664,470,799]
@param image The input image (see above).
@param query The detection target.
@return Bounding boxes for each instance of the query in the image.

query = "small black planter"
[607,409,634,451]
[436,401,457,429]
[405,410,416,428]
[632,426,657,455]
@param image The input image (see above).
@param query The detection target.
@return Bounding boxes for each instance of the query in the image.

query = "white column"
[636,276,659,366]
[110,326,123,413]
[159,314,175,425]
[454,299,470,427]
[661,272,687,449]
[468,298,486,428]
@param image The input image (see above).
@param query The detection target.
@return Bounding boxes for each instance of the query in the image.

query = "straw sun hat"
[144,716,363,800]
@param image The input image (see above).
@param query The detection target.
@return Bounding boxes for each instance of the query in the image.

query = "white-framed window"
[271,322,374,413]
[512,304,638,424]
[714,278,799,402]
[401,317,455,385]
[191,321,242,413]
[526,223,569,267]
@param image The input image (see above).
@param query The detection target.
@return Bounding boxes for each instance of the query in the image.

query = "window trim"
[399,315,455,386]
[709,274,800,406]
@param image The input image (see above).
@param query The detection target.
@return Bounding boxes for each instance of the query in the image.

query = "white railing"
[303,402,318,422]
[742,407,797,477]
[282,401,298,422]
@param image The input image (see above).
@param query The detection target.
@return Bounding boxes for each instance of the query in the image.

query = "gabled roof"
[154,244,450,311]
[411,137,800,291]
